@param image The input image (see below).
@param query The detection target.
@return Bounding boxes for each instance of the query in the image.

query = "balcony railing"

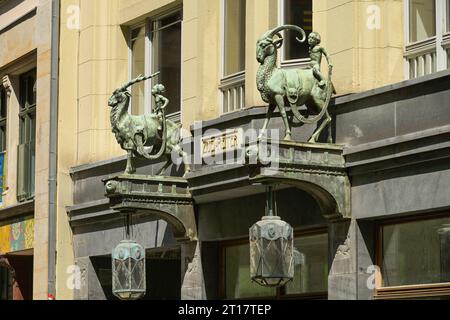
[219,72,245,114]
[405,38,437,79]
[17,141,35,202]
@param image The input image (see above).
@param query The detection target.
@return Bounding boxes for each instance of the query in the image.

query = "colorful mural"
[0,217,34,254]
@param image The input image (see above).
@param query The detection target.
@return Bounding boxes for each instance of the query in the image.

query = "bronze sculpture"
[108,73,191,176]
[256,25,335,143]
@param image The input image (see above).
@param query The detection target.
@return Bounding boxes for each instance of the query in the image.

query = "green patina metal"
[246,139,351,221]
[107,73,191,176]
[104,175,197,242]
[256,25,335,143]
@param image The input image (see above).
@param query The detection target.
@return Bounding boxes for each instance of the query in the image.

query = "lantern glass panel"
[112,240,146,300]
[250,217,294,287]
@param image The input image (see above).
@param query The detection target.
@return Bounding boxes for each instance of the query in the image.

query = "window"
[280,0,313,61]
[405,0,450,79]
[285,233,328,295]
[447,0,450,32]
[0,265,13,300]
[151,12,182,118]
[223,0,246,77]
[409,0,436,43]
[130,26,146,115]
[17,69,36,202]
[0,86,7,152]
[129,10,182,121]
[221,229,328,299]
[376,214,450,299]
[0,86,7,205]
[220,0,246,113]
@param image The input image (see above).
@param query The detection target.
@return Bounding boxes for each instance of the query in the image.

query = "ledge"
[0,200,34,222]
[344,124,450,175]
[333,69,450,106]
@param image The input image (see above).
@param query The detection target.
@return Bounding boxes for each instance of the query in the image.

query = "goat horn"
[267,25,306,43]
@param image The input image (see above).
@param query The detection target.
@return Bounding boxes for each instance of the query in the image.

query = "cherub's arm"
[321,47,332,67]
[159,95,169,110]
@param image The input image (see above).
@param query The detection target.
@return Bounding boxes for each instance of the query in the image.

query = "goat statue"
[256,25,335,143]
[108,73,191,176]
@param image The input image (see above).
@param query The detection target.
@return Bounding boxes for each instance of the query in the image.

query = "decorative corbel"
[2,75,12,97]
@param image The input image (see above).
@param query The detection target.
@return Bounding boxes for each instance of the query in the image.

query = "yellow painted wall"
[313,0,404,94]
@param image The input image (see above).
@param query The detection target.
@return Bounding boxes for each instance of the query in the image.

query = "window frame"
[128,8,183,123]
[404,0,450,79]
[375,211,450,300]
[278,0,313,68]
[219,0,246,115]
[17,68,36,202]
[0,85,7,153]
[218,225,329,300]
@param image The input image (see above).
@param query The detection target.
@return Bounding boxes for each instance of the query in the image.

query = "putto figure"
[256,25,335,143]
[152,84,168,130]
[308,32,333,89]
[107,73,191,176]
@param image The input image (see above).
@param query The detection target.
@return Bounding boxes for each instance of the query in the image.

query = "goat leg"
[125,150,136,174]
[275,95,292,140]
[259,104,276,140]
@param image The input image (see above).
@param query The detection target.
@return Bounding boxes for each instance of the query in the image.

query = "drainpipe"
[48,0,60,298]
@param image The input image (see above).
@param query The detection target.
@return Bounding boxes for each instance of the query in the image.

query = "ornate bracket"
[103,175,197,242]
[247,139,351,221]
[2,75,12,96]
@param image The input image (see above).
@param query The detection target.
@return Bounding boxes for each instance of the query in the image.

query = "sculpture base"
[103,174,196,241]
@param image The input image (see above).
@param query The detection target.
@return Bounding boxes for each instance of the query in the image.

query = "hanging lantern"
[249,186,294,287]
[112,214,146,300]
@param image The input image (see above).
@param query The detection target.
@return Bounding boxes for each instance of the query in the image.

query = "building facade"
[2,0,450,300]
[0,0,58,300]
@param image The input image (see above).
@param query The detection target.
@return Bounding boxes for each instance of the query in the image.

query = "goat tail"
[136,112,168,161]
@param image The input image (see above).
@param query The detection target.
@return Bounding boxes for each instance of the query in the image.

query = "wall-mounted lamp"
[249,185,294,287]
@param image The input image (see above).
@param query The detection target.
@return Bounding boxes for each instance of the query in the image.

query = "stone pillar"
[74,257,106,300]
[328,219,357,300]
[355,220,377,300]
[328,219,377,300]
[180,241,206,300]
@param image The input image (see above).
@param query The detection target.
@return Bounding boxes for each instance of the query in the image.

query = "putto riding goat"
[256,25,334,143]
[108,73,190,176]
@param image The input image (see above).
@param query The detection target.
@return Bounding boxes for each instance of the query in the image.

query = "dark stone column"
[328,219,357,300]
[328,219,377,300]
[74,257,106,300]
[356,220,376,300]
[181,241,206,300]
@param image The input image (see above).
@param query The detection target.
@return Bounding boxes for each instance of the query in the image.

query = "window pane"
[447,49,450,69]
[286,233,328,295]
[283,0,312,60]
[409,0,436,43]
[152,13,182,115]
[0,266,13,300]
[0,87,6,119]
[0,126,6,152]
[382,216,450,287]
[131,26,146,115]
[224,0,246,76]
[28,75,36,107]
[225,244,276,299]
